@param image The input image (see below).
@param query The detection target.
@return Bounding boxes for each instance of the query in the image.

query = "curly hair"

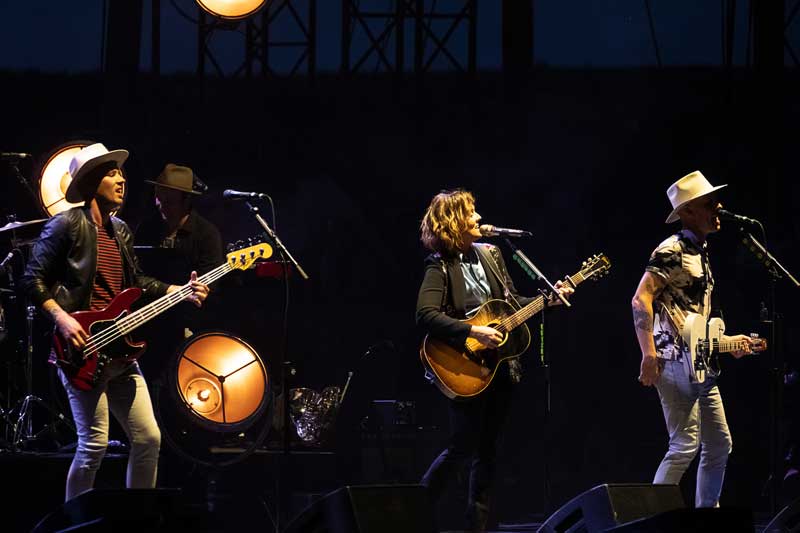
[420,189,475,256]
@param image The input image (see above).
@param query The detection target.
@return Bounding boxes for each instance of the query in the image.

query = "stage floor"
[1,450,785,533]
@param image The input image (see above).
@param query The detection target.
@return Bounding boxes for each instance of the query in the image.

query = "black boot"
[465,499,489,533]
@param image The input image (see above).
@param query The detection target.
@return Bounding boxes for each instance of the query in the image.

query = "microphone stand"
[504,239,566,517]
[7,160,38,207]
[245,201,309,282]
[504,239,570,308]
[241,200,308,532]
[738,230,799,514]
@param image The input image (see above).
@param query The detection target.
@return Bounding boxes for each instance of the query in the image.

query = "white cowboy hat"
[665,170,727,223]
[65,143,129,203]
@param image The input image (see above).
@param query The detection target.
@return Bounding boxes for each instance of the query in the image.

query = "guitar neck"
[714,339,751,354]
[500,271,585,331]
[114,262,233,336]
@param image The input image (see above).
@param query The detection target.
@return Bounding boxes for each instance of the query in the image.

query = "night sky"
[3,1,794,74]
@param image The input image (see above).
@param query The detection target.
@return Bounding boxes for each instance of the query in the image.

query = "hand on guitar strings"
[546,279,575,307]
[168,271,210,307]
[726,334,760,359]
[187,271,209,307]
[469,325,503,349]
[55,311,89,350]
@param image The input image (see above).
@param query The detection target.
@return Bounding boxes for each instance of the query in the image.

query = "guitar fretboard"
[712,339,756,353]
[83,261,234,355]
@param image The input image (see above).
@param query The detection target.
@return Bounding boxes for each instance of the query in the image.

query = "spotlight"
[155,331,272,467]
[195,0,267,20]
[36,140,127,217]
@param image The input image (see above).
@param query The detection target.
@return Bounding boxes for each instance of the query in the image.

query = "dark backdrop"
[0,68,796,526]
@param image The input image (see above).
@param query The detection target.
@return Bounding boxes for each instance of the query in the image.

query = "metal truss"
[197,0,317,78]
[341,0,476,74]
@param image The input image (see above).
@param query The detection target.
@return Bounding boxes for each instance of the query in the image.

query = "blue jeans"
[58,361,161,501]
[653,359,732,507]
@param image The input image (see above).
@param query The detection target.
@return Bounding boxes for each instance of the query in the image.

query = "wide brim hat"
[65,143,129,203]
[145,163,203,195]
[665,170,727,223]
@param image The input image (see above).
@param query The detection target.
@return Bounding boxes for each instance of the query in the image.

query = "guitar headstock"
[579,253,611,281]
[226,237,273,270]
[749,333,768,353]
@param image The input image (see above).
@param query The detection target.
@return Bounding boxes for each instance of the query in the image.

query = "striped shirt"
[89,223,124,311]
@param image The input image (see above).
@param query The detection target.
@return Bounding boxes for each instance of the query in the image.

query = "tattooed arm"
[632,271,667,386]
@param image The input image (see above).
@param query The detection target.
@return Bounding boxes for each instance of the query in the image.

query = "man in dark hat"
[21,144,210,501]
[137,163,224,279]
[135,164,224,378]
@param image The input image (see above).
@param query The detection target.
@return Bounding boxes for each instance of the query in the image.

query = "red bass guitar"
[53,241,272,391]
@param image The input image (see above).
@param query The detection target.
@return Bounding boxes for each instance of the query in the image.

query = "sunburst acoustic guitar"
[420,253,610,400]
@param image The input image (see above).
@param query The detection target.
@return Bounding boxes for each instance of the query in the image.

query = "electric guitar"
[420,253,611,400]
[54,239,272,391]
[681,312,767,383]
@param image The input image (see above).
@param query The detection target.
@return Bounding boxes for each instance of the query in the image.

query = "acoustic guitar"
[420,253,610,400]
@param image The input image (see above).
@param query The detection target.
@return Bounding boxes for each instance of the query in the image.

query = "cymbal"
[0,219,46,233]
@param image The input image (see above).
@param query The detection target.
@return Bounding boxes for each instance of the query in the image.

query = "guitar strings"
[83,241,264,352]
[82,263,229,354]
[82,262,233,355]
[465,271,584,352]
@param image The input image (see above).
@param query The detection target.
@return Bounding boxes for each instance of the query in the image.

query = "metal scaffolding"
[341,0,476,74]
[196,0,317,78]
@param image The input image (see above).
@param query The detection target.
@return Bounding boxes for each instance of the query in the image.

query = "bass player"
[20,143,209,501]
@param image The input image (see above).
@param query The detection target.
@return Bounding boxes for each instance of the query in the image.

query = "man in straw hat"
[21,143,209,501]
[631,170,758,507]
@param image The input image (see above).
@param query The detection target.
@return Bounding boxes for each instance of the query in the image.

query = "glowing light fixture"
[37,141,127,217]
[155,331,272,467]
[175,332,270,432]
[195,0,267,20]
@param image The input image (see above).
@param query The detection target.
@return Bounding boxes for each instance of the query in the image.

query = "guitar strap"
[477,245,523,311]
[475,245,524,383]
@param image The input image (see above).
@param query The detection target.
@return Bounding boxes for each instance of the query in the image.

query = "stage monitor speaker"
[31,488,185,533]
[605,507,754,532]
[763,496,800,532]
[537,483,685,533]
[283,484,436,533]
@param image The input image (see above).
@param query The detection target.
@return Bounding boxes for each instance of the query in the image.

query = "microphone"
[1,152,32,160]
[479,224,533,238]
[0,251,14,270]
[222,189,269,200]
[717,209,760,225]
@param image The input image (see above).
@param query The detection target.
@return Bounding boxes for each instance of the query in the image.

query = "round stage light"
[195,0,267,20]
[37,141,127,217]
[155,331,272,467]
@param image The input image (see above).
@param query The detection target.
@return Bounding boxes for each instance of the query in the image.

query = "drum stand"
[4,277,75,451]
[11,304,73,449]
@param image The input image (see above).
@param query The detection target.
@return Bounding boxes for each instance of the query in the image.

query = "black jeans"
[421,367,514,530]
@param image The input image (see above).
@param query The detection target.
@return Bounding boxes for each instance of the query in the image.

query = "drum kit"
[0,215,76,452]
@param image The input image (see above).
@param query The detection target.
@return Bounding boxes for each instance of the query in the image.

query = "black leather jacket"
[21,207,169,314]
